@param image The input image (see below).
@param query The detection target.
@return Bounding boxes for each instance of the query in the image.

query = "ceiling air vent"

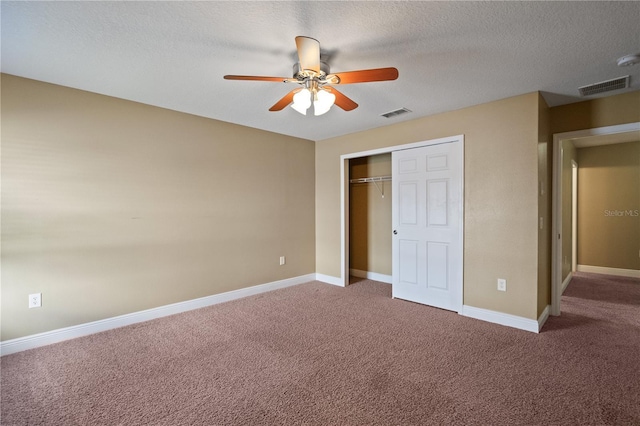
[578,76,629,97]
[381,107,412,118]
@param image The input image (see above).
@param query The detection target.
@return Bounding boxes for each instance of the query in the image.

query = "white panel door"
[392,141,463,312]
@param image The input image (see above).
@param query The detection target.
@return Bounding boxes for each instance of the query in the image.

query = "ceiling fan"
[224,36,399,116]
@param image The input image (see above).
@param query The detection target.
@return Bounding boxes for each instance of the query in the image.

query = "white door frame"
[340,135,465,287]
[551,122,640,316]
[571,160,578,273]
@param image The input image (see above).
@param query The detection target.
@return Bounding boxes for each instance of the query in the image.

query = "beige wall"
[348,154,392,275]
[317,92,542,320]
[550,91,640,134]
[1,74,316,341]
[577,142,640,270]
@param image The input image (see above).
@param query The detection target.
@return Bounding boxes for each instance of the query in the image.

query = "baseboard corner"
[315,273,343,287]
[538,305,551,332]
[461,305,540,333]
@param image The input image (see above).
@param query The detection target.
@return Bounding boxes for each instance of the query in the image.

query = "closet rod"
[349,175,391,198]
[348,175,392,184]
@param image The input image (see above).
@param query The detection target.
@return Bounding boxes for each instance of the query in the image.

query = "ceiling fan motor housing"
[293,61,331,80]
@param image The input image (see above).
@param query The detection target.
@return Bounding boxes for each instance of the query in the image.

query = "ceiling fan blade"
[224,75,289,82]
[295,36,320,73]
[326,87,358,111]
[328,67,399,84]
[269,89,299,111]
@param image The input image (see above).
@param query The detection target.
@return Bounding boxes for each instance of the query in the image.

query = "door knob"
[393,230,397,235]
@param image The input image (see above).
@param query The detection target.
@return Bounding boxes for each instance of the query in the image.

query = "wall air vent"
[381,107,412,118]
[578,76,629,97]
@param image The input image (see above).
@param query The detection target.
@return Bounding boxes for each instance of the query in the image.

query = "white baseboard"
[0,273,316,356]
[577,265,640,279]
[562,271,573,293]
[315,273,343,287]
[461,305,546,333]
[349,269,392,284]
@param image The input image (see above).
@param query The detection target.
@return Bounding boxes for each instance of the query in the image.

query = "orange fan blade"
[328,67,398,84]
[224,75,289,82]
[269,89,300,111]
[295,36,320,73]
[326,87,358,111]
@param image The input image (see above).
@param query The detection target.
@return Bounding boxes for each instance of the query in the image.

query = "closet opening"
[348,154,393,284]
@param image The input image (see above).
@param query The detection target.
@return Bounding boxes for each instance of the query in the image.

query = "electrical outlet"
[279,256,286,266]
[29,293,42,308]
[497,279,507,292]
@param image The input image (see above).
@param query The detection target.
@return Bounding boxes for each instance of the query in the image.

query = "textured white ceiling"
[2,1,639,141]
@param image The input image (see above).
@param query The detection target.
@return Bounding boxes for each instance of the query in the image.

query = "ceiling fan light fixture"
[291,88,311,115]
[313,89,336,116]
[224,36,398,114]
